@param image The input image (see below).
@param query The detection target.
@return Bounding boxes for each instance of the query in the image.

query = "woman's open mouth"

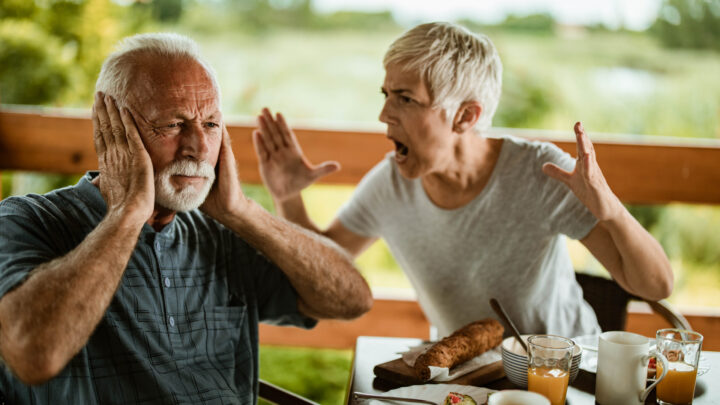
[392,139,409,163]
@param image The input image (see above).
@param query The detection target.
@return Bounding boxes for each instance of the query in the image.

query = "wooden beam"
[260,298,720,351]
[2,109,720,204]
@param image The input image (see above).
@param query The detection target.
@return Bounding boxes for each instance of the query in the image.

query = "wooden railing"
[2,107,720,350]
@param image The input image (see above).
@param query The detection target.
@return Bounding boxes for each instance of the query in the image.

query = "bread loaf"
[414,318,504,381]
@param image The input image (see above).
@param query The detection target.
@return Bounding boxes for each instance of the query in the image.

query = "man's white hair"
[384,22,502,132]
[95,32,220,106]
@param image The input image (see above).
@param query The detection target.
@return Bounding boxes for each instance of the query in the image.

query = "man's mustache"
[161,159,215,181]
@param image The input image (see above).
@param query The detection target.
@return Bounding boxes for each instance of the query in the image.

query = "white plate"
[367,384,494,405]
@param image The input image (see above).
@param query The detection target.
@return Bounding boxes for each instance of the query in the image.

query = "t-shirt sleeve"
[233,237,316,329]
[336,157,392,238]
[537,142,598,240]
[0,198,61,300]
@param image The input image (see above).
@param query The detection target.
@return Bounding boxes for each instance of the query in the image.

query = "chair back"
[575,272,692,332]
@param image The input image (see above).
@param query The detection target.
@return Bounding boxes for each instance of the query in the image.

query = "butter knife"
[352,392,437,404]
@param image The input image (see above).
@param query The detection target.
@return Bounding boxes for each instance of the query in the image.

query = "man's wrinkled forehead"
[125,52,219,105]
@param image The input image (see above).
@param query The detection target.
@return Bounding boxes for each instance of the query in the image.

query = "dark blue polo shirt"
[0,172,316,404]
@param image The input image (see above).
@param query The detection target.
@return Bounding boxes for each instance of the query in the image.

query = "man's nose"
[179,122,209,160]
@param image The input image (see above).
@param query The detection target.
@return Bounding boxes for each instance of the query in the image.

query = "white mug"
[488,390,550,405]
[595,331,669,405]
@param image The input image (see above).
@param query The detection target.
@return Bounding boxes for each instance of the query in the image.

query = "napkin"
[401,342,502,381]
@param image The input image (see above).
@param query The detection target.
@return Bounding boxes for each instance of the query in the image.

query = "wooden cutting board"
[373,356,505,388]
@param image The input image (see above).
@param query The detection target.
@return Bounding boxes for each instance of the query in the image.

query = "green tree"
[651,0,720,51]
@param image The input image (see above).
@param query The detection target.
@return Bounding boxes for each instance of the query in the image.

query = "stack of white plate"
[500,335,582,388]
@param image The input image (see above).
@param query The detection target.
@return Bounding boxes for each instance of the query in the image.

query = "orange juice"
[527,366,569,405]
[656,361,698,405]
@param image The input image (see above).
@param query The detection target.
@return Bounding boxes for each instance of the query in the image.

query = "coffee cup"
[595,331,669,405]
[487,390,550,405]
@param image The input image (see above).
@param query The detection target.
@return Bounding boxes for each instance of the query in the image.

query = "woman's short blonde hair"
[384,22,502,132]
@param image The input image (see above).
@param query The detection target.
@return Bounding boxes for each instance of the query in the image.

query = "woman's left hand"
[542,122,623,222]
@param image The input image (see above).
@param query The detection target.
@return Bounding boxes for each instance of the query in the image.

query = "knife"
[352,391,437,404]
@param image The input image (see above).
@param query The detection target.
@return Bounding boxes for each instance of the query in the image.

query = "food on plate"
[414,318,504,381]
[444,392,477,405]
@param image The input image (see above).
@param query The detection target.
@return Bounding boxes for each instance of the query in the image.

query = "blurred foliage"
[655,205,720,266]
[651,0,720,51]
[0,20,70,104]
[626,204,664,231]
[0,0,150,106]
[494,66,555,128]
[464,13,555,35]
[258,345,352,404]
[177,0,398,34]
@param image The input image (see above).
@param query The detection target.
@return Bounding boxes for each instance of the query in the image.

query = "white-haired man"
[254,22,674,339]
[0,33,372,404]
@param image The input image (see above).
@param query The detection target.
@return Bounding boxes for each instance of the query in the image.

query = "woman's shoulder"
[497,135,571,167]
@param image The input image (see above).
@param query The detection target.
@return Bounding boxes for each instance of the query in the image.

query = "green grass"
[258,345,353,405]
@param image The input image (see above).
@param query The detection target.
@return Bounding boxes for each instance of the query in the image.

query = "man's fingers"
[542,162,572,184]
[94,92,113,148]
[258,114,280,151]
[91,102,106,155]
[120,107,144,152]
[311,161,341,179]
[105,95,128,147]
[252,130,270,161]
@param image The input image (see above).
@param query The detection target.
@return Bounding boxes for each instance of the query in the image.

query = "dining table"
[345,336,720,405]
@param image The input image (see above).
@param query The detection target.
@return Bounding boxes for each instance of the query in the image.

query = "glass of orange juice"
[526,335,574,405]
[655,329,703,405]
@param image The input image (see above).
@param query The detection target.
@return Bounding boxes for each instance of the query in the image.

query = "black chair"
[575,272,692,332]
[259,379,320,405]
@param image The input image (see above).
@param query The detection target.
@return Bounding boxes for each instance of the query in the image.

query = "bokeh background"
[1,0,719,403]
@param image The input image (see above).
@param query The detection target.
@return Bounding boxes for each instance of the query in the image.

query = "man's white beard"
[154,159,215,212]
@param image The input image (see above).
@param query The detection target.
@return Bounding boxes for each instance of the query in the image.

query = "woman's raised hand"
[253,108,340,202]
[542,122,624,222]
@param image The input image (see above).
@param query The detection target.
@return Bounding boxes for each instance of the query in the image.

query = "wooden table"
[346,336,720,405]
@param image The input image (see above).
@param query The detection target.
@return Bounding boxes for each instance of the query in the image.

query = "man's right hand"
[92,92,154,224]
[253,108,340,202]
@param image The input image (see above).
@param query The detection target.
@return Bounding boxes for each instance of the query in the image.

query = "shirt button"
[164,277,171,288]
[155,241,161,250]
[169,316,175,327]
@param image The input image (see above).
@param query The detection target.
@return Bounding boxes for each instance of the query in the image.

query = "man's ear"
[452,101,482,133]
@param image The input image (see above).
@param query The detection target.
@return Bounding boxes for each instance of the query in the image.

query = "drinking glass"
[655,329,703,405]
[527,335,574,405]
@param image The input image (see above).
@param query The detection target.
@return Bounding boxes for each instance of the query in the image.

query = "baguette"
[414,318,504,381]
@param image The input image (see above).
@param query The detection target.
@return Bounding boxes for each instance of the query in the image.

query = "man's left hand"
[542,122,623,222]
[201,125,249,221]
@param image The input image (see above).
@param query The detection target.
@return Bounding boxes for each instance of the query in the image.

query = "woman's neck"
[421,135,503,209]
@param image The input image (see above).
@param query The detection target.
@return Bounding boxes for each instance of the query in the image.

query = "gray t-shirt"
[338,135,601,338]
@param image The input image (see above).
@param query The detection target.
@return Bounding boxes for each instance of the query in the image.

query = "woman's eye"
[205,122,219,128]
[400,96,412,104]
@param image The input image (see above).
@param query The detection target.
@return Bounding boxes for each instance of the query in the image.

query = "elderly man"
[0,33,372,404]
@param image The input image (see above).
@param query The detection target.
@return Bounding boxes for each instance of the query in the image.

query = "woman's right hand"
[253,108,340,201]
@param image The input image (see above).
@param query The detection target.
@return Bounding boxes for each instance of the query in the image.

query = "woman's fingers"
[260,107,284,150]
[252,130,270,161]
[574,121,594,159]
[276,112,293,147]
[542,162,572,185]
